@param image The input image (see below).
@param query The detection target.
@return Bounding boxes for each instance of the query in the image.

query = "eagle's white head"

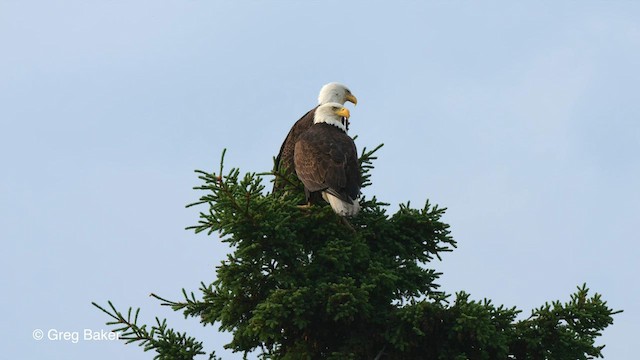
[318,82,358,106]
[313,102,350,132]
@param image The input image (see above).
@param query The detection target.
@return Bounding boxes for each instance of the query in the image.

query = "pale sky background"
[2,1,638,359]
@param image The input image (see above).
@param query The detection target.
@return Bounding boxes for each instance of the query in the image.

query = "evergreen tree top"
[94,145,621,360]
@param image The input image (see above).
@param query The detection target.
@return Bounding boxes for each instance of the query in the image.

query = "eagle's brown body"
[274,106,318,179]
[294,122,360,208]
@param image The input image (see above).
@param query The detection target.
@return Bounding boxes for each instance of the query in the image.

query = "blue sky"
[2,1,638,359]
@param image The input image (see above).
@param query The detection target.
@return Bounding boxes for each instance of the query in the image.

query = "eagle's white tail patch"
[322,192,360,217]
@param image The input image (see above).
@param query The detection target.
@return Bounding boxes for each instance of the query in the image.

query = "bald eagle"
[294,103,361,217]
[274,83,357,190]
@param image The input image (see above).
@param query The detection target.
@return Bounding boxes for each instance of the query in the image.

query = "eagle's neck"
[314,117,347,132]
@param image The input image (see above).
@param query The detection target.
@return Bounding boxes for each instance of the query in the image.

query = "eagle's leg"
[297,190,315,210]
[339,217,356,233]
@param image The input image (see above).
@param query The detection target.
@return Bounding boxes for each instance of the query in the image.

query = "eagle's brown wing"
[294,123,360,204]
[275,106,318,175]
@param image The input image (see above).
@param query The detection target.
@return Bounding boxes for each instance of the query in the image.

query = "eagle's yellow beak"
[335,107,350,119]
[346,93,358,106]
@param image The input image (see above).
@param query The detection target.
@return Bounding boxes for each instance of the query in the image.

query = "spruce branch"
[264,156,304,194]
[510,284,622,359]
[358,143,384,189]
[186,150,263,236]
[150,287,219,322]
[91,301,213,360]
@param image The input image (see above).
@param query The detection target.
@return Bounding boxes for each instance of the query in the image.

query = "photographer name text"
[32,328,120,343]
